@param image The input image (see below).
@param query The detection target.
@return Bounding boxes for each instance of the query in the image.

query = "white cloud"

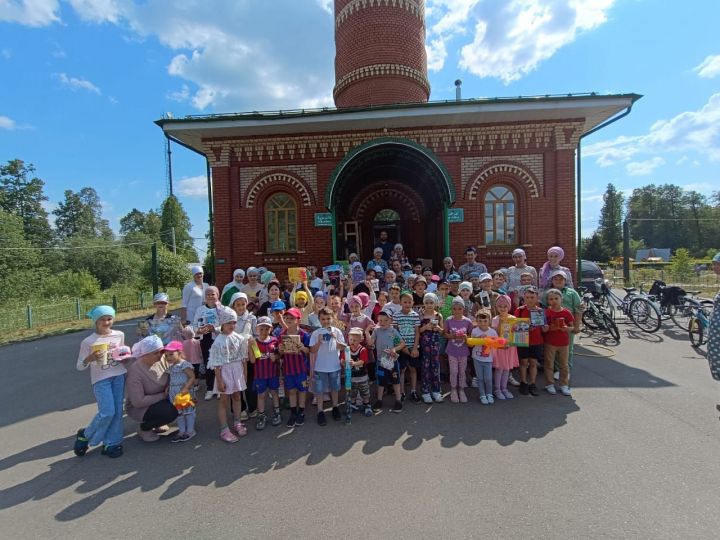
[0,0,60,27]
[0,115,16,129]
[67,0,122,23]
[315,0,333,14]
[625,157,665,176]
[176,175,207,198]
[426,0,614,83]
[166,84,190,103]
[54,72,101,94]
[585,93,720,166]
[693,54,720,79]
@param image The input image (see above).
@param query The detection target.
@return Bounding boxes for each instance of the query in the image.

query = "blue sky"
[1,0,719,256]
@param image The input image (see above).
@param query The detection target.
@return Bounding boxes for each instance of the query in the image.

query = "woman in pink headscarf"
[539,246,573,291]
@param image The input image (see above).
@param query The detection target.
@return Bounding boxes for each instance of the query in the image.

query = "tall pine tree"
[0,159,54,246]
[598,183,624,257]
[160,195,197,261]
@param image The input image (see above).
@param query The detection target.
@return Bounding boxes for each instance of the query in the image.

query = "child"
[342,295,376,385]
[74,305,127,459]
[373,290,389,322]
[542,288,574,396]
[513,272,536,308]
[492,270,508,295]
[514,286,544,396]
[252,316,282,429]
[289,280,314,325]
[308,291,326,328]
[269,300,287,338]
[384,284,403,317]
[457,281,475,317]
[394,291,421,402]
[345,328,373,417]
[309,307,347,425]
[470,311,497,405]
[279,308,312,427]
[164,340,197,442]
[412,276,427,312]
[208,308,250,442]
[369,311,404,413]
[193,286,222,401]
[230,291,258,419]
[491,295,520,400]
[443,297,474,403]
[419,293,444,403]
[474,273,499,317]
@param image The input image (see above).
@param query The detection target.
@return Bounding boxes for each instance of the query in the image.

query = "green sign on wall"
[314,212,333,227]
[448,208,464,223]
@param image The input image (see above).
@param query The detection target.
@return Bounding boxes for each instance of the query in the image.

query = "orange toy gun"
[466,336,507,348]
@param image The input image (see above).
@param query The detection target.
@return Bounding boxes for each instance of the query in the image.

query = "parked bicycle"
[647,279,713,330]
[595,278,662,333]
[577,285,620,342]
[688,304,710,348]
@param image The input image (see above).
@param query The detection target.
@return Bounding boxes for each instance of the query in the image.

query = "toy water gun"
[250,339,262,360]
[466,336,507,348]
[173,392,195,411]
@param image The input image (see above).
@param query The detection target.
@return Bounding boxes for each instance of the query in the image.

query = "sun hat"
[87,305,115,323]
[131,335,164,357]
[257,316,273,327]
[164,340,184,352]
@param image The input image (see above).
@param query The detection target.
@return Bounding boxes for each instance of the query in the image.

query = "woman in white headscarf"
[181,265,208,324]
[221,268,245,305]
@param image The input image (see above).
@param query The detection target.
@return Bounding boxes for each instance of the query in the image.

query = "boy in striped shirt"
[279,308,311,427]
[252,317,281,430]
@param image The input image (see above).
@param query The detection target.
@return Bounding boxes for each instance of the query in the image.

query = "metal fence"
[0,289,182,332]
[604,268,720,293]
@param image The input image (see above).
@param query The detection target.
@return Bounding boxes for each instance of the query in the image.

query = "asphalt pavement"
[1,318,719,539]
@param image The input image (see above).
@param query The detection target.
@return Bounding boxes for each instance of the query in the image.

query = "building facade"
[158,0,639,285]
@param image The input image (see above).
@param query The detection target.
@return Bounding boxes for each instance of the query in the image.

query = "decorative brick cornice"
[245,172,315,208]
[333,63,430,100]
[354,186,423,221]
[466,162,541,200]
[336,0,424,28]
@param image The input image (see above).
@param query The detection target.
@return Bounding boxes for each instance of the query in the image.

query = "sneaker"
[480,395,489,405]
[73,429,89,457]
[494,390,506,401]
[529,384,539,397]
[239,410,249,421]
[249,410,258,418]
[137,427,160,442]
[410,390,420,403]
[296,411,305,425]
[392,401,403,413]
[502,389,514,399]
[286,411,297,428]
[317,411,327,426]
[421,393,433,404]
[204,390,213,401]
[170,433,186,443]
[486,394,494,404]
[450,389,459,403]
[364,405,373,417]
[554,371,560,381]
[215,392,220,399]
[271,410,282,426]
[331,406,342,421]
[220,428,239,443]
[181,431,196,442]
[560,385,572,396]
[372,400,383,411]
[234,421,247,436]
[508,374,521,387]
[545,384,557,395]
[519,382,529,395]
[101,444,123,458]
[458,389,468,403]
[255,413,267,430]
[431,392,444,403]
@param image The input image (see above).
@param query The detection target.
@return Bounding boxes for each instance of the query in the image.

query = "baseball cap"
[448,273,461,282]
[284,307,302,319]
[478,272,492,282]
[164,340,184,352]
[153,292,169,304]
[257,316,273,327]
[270,300,286,312]
[550,269,568,279]
[348,327,363,336]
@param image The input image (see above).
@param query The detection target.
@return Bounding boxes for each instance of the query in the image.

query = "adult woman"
[543,270,582,391]
[194,286,223,400]
[366,247,389,275]
[257,280,285,318]
[126,335,178,442]
[506,249,538,303]
[438,257,457,281]
[240,267,263,305]
[221,268,245,306]
[137,292,183,344]
[181,265,208,325]
[390,243,409,267]
[707,253,720,383]
[539,246,573,291]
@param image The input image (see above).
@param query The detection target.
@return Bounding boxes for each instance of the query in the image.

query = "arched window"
[484,185,516,244]
[265,192,297,252]
[374,208,400,222]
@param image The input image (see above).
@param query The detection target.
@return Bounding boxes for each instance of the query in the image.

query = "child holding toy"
[470,311,498,405]
[164,340,197,442]
[491,295,520,400]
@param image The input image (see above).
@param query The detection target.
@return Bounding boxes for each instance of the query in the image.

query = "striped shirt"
[279,329,310,376]
[254,337,280,379]
[393,310,420,348]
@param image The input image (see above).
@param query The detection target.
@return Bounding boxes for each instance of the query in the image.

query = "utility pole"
[623,217,630,284]
[171,227,176,255]
[151,242,159,295]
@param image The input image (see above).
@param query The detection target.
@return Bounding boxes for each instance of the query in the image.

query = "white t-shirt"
[470,327,498,362]
[76,330,127,385]
[309,326,347,373]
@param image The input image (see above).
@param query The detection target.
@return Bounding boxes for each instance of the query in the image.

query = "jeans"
[85,374,126,447]
[472,359,493,397]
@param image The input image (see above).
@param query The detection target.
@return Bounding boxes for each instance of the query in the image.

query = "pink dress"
[491,316,519,370]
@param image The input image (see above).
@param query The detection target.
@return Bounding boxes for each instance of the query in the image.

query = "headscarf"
[295,290,309,303]
[495,294,512,309]
[348,295,363,307]
[87,305,115,323]
[459,281,473,292]
[229,291,248,307]
[131,335,164,357]
[356,292,370,308]
[190,265,203,275]
[260,271,276,285]
[424,292,439,305]
[540,246,566,288]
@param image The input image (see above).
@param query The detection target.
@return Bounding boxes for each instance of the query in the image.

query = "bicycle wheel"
[601,312,621,342]
[688,316,705,347]
[582,309,600,330]
[628,297,662,333]
[669,300,692,330]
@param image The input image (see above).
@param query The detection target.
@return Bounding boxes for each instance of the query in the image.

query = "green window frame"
[265,192,297,253]
[484,185,516,245]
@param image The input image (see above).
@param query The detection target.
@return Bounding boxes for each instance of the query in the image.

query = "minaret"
[333,0,430,108]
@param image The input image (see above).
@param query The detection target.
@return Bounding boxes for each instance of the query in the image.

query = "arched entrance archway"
[327,138,455,267]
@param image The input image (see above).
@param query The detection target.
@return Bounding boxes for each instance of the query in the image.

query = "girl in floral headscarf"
[539,246,574,292]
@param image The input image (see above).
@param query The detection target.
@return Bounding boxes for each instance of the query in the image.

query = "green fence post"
[76,298,81,320]
[112,295,118,311]
[140,292,145,310]
[26,305,33,329]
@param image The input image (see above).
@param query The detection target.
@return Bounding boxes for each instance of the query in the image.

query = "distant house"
[636,248,671,262]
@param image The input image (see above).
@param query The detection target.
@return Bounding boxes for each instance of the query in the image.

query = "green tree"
[0,159,54,246]
[43,270,101,298]
[582,232,610,263]
[54,187,113,239]
[160,195,197,261]
[63,238,143,289]
[144,246,191,290]
[669,248,693,282]
[598,183,624,257]
[120,208,162,238]
[0,209,47,301]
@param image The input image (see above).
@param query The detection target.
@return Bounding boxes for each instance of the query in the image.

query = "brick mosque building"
[158,0,639,285]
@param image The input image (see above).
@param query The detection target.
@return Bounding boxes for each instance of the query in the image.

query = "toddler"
[369,311,404,413]
[491,295,519,400]
[165,340,197,442]
[470,311,497,405]
[345,328,373,418]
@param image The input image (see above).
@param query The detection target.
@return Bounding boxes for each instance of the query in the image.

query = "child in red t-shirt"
[542,289,574,396]
[514,286,544,396]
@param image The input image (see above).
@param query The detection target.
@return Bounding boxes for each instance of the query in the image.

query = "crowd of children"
[74,246,583,457]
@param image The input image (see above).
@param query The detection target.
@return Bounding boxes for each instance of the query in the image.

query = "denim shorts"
[313,370,341,393]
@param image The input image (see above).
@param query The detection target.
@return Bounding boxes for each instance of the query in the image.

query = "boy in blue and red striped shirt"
[251,316,281,430]
[279,307,311,427]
